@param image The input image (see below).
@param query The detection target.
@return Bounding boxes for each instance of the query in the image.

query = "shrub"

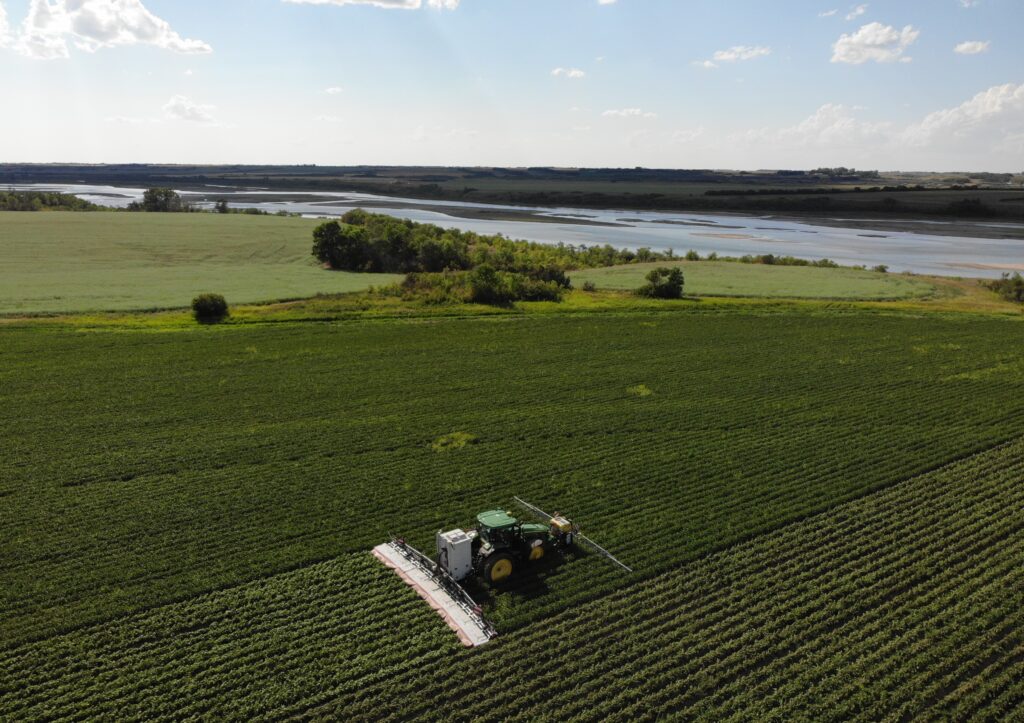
[582,281,597,292]
[873,264,889,274]
[637,267,684,299]
[192,293,229,322]
[685,250,701,261]
[987,272,1024,303]
[387,267,565,306]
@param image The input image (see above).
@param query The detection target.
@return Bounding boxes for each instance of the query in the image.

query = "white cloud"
[283,0,459,9]
[551,67,585,79]
[0,2,10,46]
[603,108,658,119]
[819,9,838,17]
[692,60,717,70]
[324,86,344,94]
[845,3,868,21]
[904,83,1024,148]
[163,95,216,124]
[954,40,990,55]
[959,0,980,7]
[598,0,617,4]
[12,0,211,59]
[831,22,919,64]
[712,45,771,62]
[672,127,705,144]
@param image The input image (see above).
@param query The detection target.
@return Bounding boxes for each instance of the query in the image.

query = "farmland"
[0,212,400,314]
[2,303,1024,718]
[574,260,935,299]
[0,211,952,315]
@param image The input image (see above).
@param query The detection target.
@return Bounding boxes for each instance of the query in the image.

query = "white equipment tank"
[436,529,475,581]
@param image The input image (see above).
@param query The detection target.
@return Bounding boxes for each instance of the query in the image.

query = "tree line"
[312,210,681,304]
[0,191,100,212]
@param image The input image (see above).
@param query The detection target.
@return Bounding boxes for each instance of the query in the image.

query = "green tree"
[637,267,684,299]
[311,221,372,271]
[130,188,187,212]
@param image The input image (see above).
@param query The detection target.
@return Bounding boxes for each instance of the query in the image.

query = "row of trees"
[0,191,99,211]
[311,209,672,276]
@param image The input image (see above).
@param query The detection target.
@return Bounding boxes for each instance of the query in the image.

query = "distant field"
[0,212,401,314]
[574,260,936,299]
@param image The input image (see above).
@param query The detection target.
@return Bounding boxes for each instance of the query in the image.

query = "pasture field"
[0,212,400,314]
[0,212,946,316]
[574,260,935,299]
[2,304,1024,719]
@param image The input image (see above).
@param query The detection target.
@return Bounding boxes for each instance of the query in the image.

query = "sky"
[0,0,1022,171]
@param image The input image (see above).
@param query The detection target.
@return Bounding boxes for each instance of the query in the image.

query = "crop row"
[2,432,1022,720]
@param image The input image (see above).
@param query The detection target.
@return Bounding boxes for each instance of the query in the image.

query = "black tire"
[482,552,516,584]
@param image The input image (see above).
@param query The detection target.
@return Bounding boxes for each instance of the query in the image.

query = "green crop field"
[574,260,936,299]
[2,305,1024,719]
[0,212,401,314]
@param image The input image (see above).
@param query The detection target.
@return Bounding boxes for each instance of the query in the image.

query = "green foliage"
[311,209,670,275]
[0,191,100,211]
[637,266,684,299]
[873,264,890,273]
[432,431,478,452]
[987,272,1024,303]
[685,249,701,261]
[128,188,190,213]
[214,200,229,214]
[191,293,229,322]
[388,265,565,306]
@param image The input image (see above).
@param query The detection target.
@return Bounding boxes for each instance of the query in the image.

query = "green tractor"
[376,497,631,647]
[435,497,630,586]
[469,509,575,584]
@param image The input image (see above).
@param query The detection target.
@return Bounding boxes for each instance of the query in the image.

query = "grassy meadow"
[574,260,935,300]
[0,212,401,314]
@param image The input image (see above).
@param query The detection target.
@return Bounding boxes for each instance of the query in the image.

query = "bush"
[387,266,565,306]
[685,250,701,261]
[192,293,229,322]
[637,267,684,299]
[987,272,1024,303]
[582,281,597,292]
[873,265,889,274]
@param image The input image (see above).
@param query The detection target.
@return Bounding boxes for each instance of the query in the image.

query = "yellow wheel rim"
[491,558,513,582]
[530,545,545,561]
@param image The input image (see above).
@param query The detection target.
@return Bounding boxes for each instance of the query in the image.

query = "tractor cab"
[471,510,554,584]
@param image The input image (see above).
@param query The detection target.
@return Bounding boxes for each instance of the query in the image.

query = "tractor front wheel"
[483,553,515,584]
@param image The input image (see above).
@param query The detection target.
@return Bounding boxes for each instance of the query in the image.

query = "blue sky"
[0,0,1022,170]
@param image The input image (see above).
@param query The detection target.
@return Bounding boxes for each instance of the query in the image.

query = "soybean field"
[2,308,1024,719]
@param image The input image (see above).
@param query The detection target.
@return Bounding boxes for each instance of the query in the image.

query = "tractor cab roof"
[477,510,519,530]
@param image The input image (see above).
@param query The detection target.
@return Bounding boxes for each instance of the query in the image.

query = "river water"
[8,183,1024,278]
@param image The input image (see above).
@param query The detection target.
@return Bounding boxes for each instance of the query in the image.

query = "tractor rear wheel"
[483,553,515,584]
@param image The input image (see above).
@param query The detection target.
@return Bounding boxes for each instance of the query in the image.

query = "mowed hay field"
[0,212,401,314]
[2,309,1024,718]
[574,260,936,299]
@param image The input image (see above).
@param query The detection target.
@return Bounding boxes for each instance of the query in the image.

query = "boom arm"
[512,496,633,573]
